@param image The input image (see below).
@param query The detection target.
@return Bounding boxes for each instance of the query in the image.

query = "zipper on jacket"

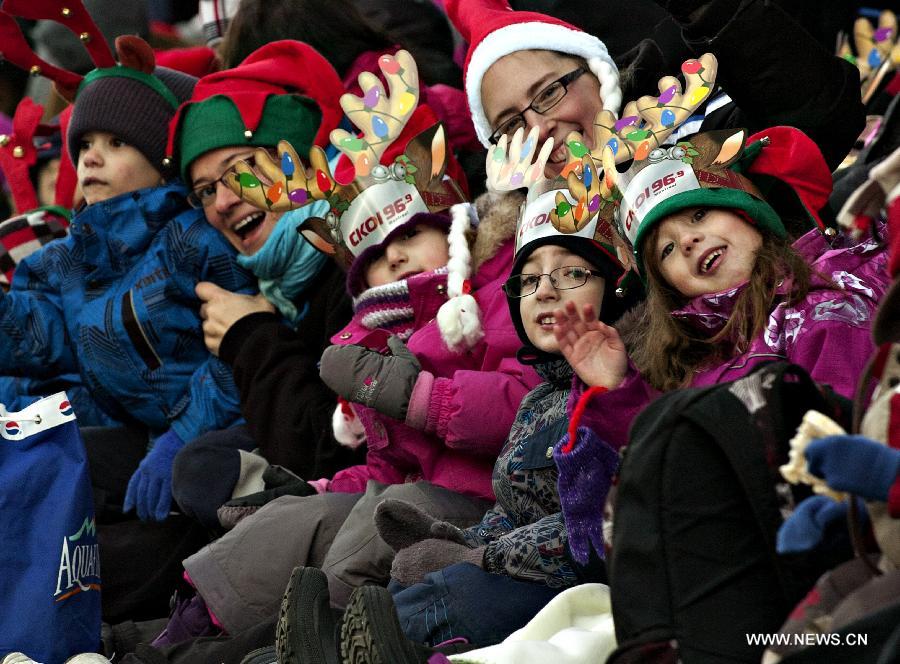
[121,289,163,371]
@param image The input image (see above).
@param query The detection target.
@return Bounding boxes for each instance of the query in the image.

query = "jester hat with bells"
[223,50,480,351]
[0,0,196,179]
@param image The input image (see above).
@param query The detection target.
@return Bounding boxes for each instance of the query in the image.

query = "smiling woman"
[447,0,867,179]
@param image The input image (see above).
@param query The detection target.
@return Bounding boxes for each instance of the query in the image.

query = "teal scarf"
[236,201,329,325]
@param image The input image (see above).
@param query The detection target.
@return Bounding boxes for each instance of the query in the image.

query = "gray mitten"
[375,498,468,551]
[390,539,485,587]
[319,336,421,420]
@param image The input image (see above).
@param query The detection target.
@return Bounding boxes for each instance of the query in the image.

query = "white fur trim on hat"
[438,202,484,351]
[332,402,366,449]
[467,22,621,147]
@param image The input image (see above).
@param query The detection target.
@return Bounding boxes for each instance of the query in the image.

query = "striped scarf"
[352,267,449,339]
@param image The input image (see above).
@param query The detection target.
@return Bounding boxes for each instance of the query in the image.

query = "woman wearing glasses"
[447,0,864,175]
[163,41,366,533]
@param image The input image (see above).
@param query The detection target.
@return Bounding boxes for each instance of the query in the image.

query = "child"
[546,127,890,661]
[555,126,890,451]
[0,8,255,523]
[271,141,633,661]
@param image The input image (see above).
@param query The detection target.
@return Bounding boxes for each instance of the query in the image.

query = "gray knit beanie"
[67,66,197,175]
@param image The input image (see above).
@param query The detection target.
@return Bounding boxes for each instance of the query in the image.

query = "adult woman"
[448,0,865,175]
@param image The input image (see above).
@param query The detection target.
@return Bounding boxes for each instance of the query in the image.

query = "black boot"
[275,567,340,664]
[340,585,474,664]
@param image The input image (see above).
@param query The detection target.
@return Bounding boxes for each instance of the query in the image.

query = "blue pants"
[390,562,563,648]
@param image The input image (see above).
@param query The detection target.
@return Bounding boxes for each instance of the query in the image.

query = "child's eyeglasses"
[502,266,597,298]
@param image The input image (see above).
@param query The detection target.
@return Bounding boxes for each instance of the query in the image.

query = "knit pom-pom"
[437,293,484,352]
[332,400,366,449]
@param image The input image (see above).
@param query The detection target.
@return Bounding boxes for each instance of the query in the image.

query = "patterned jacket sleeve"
[480,512,577,588]
[0,239,78,375]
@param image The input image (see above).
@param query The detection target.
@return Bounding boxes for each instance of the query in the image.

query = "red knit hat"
[165,40,345,166]
[445,0,621,148]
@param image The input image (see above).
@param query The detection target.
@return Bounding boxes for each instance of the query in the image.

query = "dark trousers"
[390,562,562,648]
[119,616,276,664]
[81,425,211,623]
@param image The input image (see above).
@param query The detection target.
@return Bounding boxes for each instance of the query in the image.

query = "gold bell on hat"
[12,146,25,158]
[0,135,10,147]
[29,65,42,76]
[244,130,253,139]
[79,32,91,43]
[61,7,72,17]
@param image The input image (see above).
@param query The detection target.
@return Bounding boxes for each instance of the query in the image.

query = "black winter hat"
[68,65,197,174]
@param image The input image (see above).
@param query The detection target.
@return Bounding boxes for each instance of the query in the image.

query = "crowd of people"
[0,0,898,662]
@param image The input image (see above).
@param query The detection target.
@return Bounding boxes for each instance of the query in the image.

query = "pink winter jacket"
[570,224,890,450]
[326,240,541,500]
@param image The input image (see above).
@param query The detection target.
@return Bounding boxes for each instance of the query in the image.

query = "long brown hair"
[632,223,813,391]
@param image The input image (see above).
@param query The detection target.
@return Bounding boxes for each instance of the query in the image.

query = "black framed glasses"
[187,154,258,209]
[502,266,597,298]
[488,67,588,145]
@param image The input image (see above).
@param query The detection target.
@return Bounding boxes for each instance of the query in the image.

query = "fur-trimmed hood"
[471,190,524,272]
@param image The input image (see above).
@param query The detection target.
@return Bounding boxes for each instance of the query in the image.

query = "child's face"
[518,245,605,354]
[77,131,162,205]
[189,145,282,256]
[651,207,763,298]
[364,224,450,288]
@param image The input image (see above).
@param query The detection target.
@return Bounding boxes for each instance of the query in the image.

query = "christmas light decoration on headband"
[224,49,467,268]
[488,53,719,277]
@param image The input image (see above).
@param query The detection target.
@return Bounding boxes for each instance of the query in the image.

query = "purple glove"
[124,429,184,521]
[806,435,900,502]
[390,539,485,587]
[553,426,620,564]
[776,495,865,554]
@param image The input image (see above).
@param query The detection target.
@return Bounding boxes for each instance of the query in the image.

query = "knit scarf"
[236,203,329,325]
[352,267,449,339]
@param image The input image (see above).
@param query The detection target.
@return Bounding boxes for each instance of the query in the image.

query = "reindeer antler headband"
[223,50,467,267]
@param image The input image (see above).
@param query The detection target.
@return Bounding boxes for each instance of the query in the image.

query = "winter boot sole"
[275,566,339,664]
[340,585,424,664]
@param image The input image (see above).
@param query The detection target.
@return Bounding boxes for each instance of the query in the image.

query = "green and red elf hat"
[166,40,346,182]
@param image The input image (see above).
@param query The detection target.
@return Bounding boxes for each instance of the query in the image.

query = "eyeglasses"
[502,266,597,298]
[488,67,587,145]
[187,154,257,209]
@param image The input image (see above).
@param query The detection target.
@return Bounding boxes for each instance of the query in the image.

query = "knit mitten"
[553,426,620,564]
[375,498,467,552]
[390,539,485,587]
[806,435,900,502]
[776,495,863,554]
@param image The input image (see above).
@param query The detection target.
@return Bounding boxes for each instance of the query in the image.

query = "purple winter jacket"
[571,225,890,449]
[325,240,541,501]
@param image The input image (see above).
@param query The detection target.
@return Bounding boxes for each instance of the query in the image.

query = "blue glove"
[124,430,184,521]
[776,495,863,554]
[806,435,900,502]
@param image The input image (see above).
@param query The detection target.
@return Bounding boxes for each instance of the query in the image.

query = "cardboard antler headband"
[224,49,466,268]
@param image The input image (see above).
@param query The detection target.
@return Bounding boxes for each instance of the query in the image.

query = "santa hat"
[445,0,621,148]
[167,40,345,181]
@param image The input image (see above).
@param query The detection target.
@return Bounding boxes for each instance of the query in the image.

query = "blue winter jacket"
[0,182,256,442]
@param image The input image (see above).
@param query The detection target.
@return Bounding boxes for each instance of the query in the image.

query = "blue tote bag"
[0,392,101,662]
